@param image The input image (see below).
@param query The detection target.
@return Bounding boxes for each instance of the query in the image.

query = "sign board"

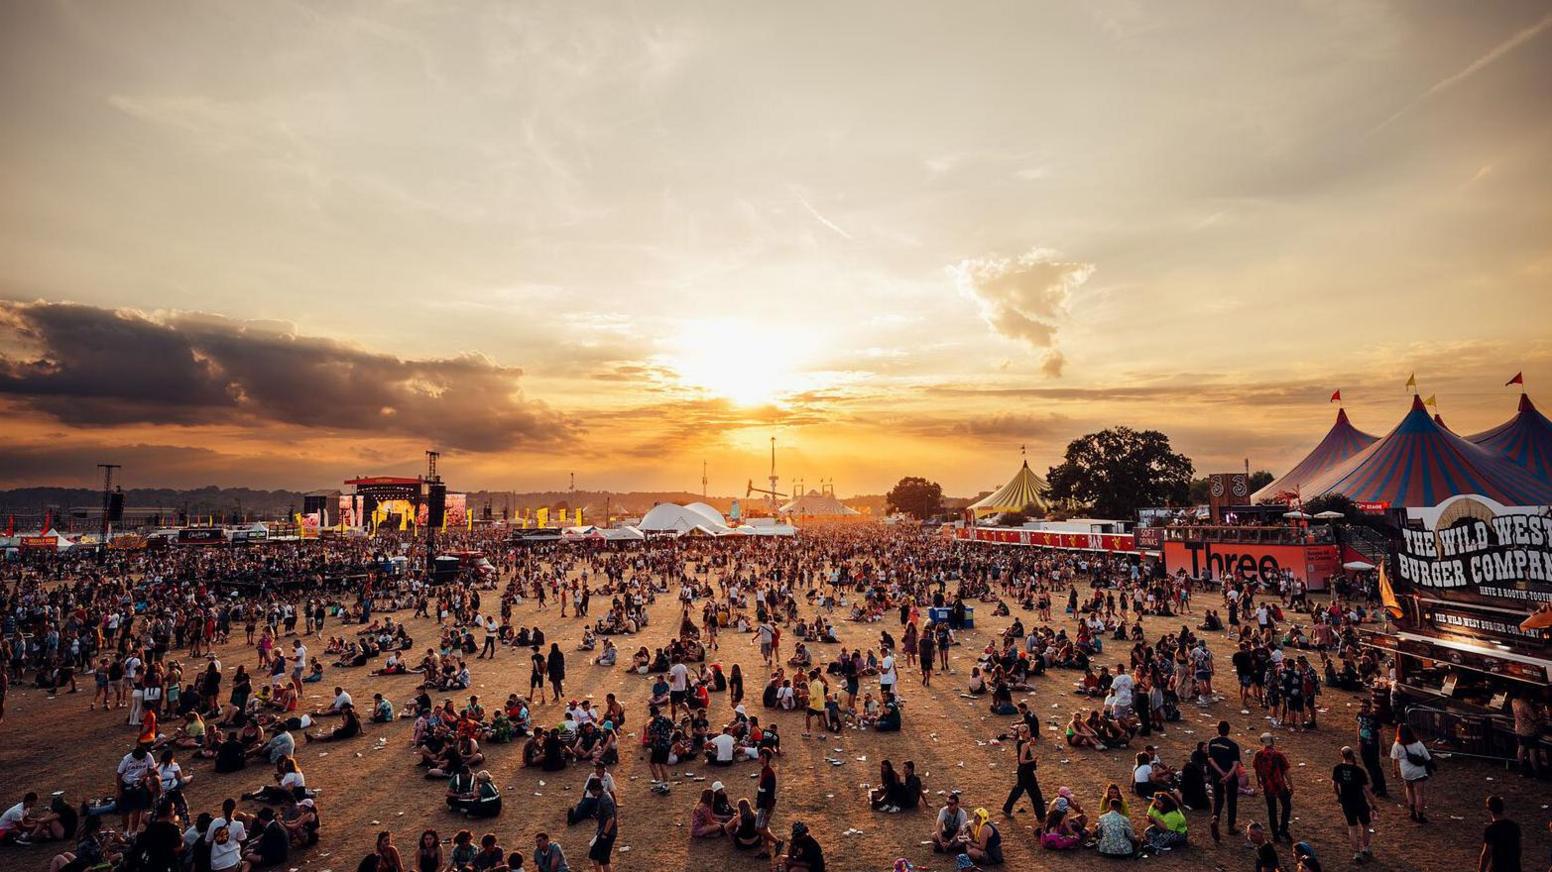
[21,536,57,549]
[1394,495,1552,609]
[177,528,226,545]
[1162,539,1339,588]
[1207,473,1249,523]
[1134,527,1165,552]
[955,526,1135,553]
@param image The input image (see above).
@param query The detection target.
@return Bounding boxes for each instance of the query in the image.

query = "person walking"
[1478,794,1521,872]
[1331,746,1377,864]
[1001,723,1047,819]
[1206,719,1242,843]
[917,628,936,687]
[1355,699,1388,798]
[1389,724,1432,823]
[1253,732,1293,844]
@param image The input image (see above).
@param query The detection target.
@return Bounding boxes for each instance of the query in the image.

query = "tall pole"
[702,460,708,499]
[97,463,120,537]
[425,450,440,569]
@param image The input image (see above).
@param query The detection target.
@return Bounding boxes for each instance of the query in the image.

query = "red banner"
[955,526,1136,553]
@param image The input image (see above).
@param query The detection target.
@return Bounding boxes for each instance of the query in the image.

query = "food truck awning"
[1365,629,1552,684]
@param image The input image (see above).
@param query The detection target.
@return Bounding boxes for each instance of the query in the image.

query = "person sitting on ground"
[964,806,1004,866]
[1039,803,1084,850]
[459,771,501,819]
[690,788,737,839]
[303,703,361,743]
[594,640,617,667]
[931,793,968,853]
[1143,791,1189,851]
[1096,797,1139,858]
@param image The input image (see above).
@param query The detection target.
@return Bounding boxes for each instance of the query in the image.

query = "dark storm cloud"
[0,300,575,451]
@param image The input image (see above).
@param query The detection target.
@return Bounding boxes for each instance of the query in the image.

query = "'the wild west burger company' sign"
[1395,495,1552,609]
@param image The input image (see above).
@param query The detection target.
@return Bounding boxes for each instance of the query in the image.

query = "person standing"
[1001,723,1046,819]
[755,748,780,859]
[1479,795,1521,872]
[1354,700,1388,797]
[547,643,566,703]
[1253,733,1293,844]
[917,629,936,687]
[1331,746,1377,864]
[1206,719,1242,843]
[529,645,546,702]
[1389,724,1432,823]
[586,779,616,872]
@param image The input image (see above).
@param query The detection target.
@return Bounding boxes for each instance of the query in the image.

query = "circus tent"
[1253,407,1377,504]
[1299,395,1552,508]
[1467,392,1552,484]
[778,490,861,517]
[968,459,1051,516]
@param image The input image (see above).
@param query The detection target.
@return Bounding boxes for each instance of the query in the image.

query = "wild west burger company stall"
[1377,494,1552,700]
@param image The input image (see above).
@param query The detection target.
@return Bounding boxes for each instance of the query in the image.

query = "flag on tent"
[1507,371,1524,386]
[1405,373,1416,391]
[1330,390,1341,403]
[1423,394,1436,407]
[1378,562,1403,620]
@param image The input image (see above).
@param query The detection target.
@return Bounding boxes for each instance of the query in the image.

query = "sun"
[663,318,810,406]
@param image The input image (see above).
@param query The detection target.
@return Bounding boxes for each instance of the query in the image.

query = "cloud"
[0,300,575,452]
[888,411,1070,441]
[950,247,1094,375]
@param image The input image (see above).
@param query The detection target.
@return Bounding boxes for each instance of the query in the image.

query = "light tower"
[702,460,708,499]
[768,437,780,509]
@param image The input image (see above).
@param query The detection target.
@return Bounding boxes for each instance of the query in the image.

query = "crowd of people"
[0,523,1546,872]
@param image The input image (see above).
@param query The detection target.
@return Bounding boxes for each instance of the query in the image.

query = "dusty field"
[3,559,1549,872]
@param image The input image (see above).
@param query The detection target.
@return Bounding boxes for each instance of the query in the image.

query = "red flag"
[3,515,11,537]
[1507,372,1524,386]
[1329,390,1341,403]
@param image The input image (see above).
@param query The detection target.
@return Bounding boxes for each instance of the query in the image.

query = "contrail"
[793,190,854,241]
[1370,12,1552,135]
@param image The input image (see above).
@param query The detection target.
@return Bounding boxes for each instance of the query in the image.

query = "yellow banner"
[537,507,549,528]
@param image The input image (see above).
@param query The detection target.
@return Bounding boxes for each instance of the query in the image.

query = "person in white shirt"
[291,641,308,691]
[668,660,690,718]
[879,652,898,696]
[1110,667,1135,717]
[315,687,352,716]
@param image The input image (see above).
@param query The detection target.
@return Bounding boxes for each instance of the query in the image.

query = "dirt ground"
[4,557,1549,872]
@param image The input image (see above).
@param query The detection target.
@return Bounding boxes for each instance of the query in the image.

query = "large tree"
[1046,427,1194,518]
[886,476,944,519]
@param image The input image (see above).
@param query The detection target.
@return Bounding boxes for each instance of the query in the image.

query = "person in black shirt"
[131,803,183,872]
[1480,794,1521,872]
[1330,746,1375,863]
[1206,720,1241,842]
[1247,821,1280,872]
[782,821,825,872]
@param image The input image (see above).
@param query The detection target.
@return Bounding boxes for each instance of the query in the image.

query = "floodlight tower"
[768,437,780,509]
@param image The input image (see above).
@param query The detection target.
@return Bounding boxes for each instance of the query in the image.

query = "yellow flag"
[537,507,549,528]
[1423,394,1437,408]
[575,507,584,526]
[1379,561,1403,620]
[399,510,408,531]
[1405,372,1417,390]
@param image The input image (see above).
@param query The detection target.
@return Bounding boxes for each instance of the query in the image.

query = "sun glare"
[663,318,811,406]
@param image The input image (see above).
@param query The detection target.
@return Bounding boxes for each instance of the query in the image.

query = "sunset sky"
[2,1,1550,497]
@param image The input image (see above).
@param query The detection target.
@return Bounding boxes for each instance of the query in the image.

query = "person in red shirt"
[1252,732,1293,844]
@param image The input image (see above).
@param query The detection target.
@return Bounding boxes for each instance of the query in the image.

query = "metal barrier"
[1402,703,1518,763]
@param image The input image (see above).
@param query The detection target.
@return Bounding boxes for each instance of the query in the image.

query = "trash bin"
[928,606,952,625]
[962,606,975,629]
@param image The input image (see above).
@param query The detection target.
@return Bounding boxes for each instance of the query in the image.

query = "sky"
[1,0,1550,497]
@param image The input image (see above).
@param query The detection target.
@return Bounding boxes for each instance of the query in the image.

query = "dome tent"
[968,459,1050,516]
[1300,395,1552,508]
[1468,392,1552,484]
[1252,407,1377,504]
[636,503,731,536]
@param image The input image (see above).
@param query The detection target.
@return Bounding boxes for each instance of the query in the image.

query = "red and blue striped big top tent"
[1467,392,1552,484]
[1300,395,1552,507]
[1252,407,1377,504]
